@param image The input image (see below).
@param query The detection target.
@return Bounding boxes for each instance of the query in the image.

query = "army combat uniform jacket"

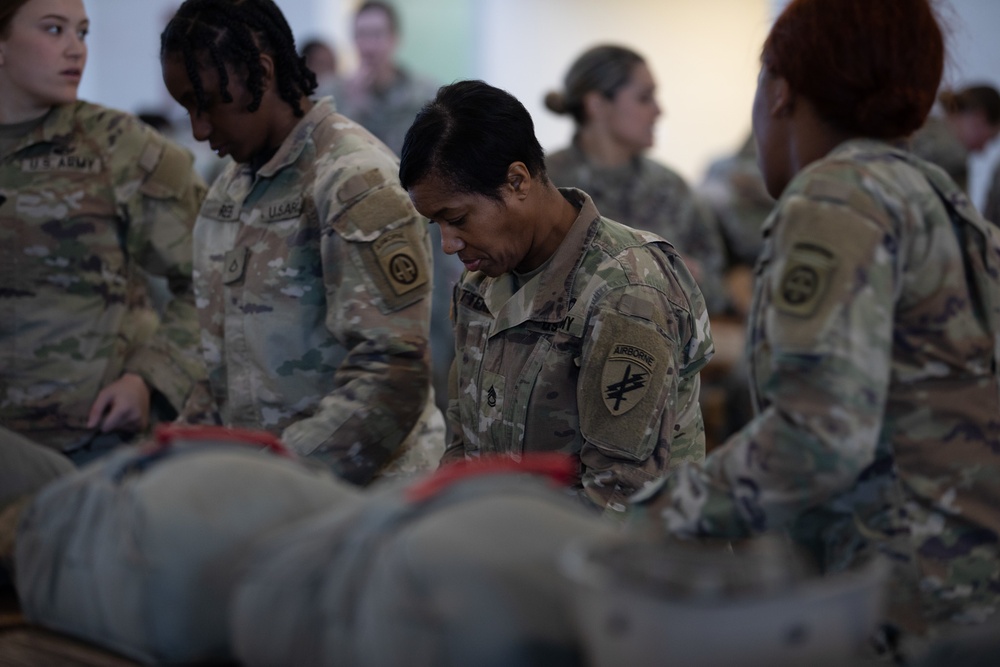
[546,144,729,315]
[0,101,205,449]
[179,98,437,485]
[445,188,713,516]
[644,140,1000,631]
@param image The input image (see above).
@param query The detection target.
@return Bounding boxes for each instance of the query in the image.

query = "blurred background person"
[639,0,1000,648]
[544,44,743,450]
[162,0,443,485]
[697,132,776,441]
[325,1,437,158]
[401,79,713,519]
[300,37,338,91]
[0,0,205,465]
[909,83,1000,194]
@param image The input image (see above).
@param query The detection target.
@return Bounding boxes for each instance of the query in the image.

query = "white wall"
[76,0,999,199]
[477,0,771,184]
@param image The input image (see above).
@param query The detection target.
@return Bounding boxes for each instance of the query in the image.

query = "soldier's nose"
[440,229,465,255]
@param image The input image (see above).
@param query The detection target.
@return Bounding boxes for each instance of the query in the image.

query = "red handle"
[152,423,295,459]
[405,453,577,503]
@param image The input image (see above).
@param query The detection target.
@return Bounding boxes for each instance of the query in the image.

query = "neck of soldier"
[575,124,636,169]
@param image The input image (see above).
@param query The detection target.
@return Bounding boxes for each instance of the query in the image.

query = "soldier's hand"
[88,373,151,433]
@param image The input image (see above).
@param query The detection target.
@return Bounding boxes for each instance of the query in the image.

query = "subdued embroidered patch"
[580,311,674,461]
[357,224,430,311]
[601,343,657,416]
[774,243,837,318]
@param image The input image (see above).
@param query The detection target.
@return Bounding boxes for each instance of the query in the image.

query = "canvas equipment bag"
[15,424,360,665]
[231,454,618,667]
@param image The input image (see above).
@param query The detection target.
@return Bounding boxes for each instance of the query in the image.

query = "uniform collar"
[254,97,336,179]
[484,187,601,335]
[6,103,78,156]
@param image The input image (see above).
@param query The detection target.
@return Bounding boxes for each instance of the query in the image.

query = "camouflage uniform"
[178,98,440,486]
[983,160,1000,226]
[0,101,206,450]
[909,115,969,193]
[637,139,1000,633]
[699,135,774,268]
[321,71,460,430]
[445,188,713,517]
[324,68,439,158]
[546,144,729,315]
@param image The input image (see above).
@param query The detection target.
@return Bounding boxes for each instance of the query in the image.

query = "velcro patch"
[601,343,657,416]
[356,223,430,312]
[140,141,193,199]
[342,186,413,236]
[263,196,303,222]
[372,228,428,296]
[337,168,386,203]
[580,311,674,461]
[774,243,837,318]
[21,154,102,174]
[223,246,250,285]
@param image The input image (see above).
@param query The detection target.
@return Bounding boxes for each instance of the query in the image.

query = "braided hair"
[160,0,317,118]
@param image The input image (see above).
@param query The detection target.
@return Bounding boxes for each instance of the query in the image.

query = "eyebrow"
[38,14,89,25]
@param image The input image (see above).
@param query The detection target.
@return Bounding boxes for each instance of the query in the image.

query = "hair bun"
[544,91,568,115]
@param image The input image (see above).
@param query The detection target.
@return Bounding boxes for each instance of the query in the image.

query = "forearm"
[281,344,430,484]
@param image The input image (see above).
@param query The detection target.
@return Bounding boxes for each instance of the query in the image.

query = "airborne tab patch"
[774,243,837,318]
[601,343,656,416]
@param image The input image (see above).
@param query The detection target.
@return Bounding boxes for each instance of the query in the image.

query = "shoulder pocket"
[579,311,675,461]
[138,139,195,200]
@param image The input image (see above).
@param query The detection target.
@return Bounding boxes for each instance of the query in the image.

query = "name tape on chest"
[263,196,303,223]
[21,155,102,174]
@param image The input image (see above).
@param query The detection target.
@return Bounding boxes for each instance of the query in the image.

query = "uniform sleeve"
[646,190,896,538]
[576,283,706,519]
[440,354,467,466]
[280,172,432,484]
[983,162,1000,226]
[117,125,207,413]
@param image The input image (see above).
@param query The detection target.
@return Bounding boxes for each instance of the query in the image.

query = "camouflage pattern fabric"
[0,101,206,449]
[635,139,1000,634]
[983,160,1000,226]
[908,116,970,193]
[699,134,774,267]
[178,98,439,486]
[546,144,729,315]
[445,188,713,519]
[323,68,439,157]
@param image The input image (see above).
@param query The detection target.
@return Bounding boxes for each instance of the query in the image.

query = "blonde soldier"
[0,0,205,462]
[162,0,441,485]
[401,81,713,519]
[636,0,1000,644]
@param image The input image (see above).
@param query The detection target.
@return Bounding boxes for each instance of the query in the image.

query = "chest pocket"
[11,168,125,299]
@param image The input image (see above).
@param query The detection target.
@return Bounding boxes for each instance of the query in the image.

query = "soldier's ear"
[258,53,276,92]
[506,162,532,200]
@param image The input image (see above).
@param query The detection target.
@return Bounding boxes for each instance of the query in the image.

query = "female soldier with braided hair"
[161,0,443,484]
